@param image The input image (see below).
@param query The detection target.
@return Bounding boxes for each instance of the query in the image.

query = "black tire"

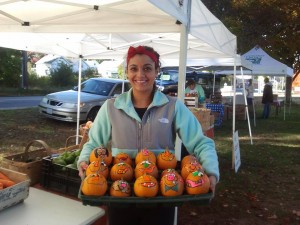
[86,107,100,122]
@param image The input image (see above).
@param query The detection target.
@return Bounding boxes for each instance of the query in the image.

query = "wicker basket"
[52,135,84,154]
[0,140,51,185]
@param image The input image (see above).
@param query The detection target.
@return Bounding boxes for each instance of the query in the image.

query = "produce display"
[80,147,211,201]
[0,171,16,190]
[52,148,81,170]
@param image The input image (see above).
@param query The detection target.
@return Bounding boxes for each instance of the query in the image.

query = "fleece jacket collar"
[114,89,170,121]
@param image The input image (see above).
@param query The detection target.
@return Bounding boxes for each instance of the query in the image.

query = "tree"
[50,62,76,87]
[0,48,22,87]
[202,0,300,68]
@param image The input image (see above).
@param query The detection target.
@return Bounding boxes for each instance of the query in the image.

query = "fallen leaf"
[292,210,300,217]
[268,214,278,219]
[190,211,197,216]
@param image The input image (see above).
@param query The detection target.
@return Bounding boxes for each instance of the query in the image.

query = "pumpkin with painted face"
[135,148,156,165]
[181,161,203,180]
[160,171,184,197]
[157,148,177,170]
[181,155,198,169]
[113,152,133,166]
[161,168,179,178]
[110,180,131,197]
[110,162,133,182]
[134,160,158,179]
[85,160,109,178]
[185,171,210,195]
[134,174,158,197]
[81,173,107,196]
[89,146,112,166]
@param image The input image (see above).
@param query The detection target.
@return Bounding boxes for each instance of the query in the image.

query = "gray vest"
[107,96,177,155]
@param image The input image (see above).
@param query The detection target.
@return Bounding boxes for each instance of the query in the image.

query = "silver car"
[39,77,131,122]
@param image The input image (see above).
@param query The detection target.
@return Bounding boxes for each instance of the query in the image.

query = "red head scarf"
[126,46,158,67]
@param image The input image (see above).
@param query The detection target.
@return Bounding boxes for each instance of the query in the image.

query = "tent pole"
[241,68,253,144]
[232,52,237,170]
[76,57,83,145]
[174,0,191,224]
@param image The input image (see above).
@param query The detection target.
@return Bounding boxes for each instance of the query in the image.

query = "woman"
[78,45,219,225]
[185,78,206,104]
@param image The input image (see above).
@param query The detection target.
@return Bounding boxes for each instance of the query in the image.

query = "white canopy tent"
[217,45,293,121]
[0,1,240,175]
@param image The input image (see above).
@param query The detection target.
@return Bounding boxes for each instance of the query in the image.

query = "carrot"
[0,179,16,188]
[0,171,10,180]
[0,182,3,190]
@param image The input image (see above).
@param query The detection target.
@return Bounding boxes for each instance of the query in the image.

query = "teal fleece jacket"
[78,89,219,181]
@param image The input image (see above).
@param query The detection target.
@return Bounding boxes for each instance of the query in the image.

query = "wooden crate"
[0,167,30,211]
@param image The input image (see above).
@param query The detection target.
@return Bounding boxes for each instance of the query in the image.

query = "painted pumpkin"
[134,160,158,179]
[85,160,109,178]
[110,162,133,181]
[81,173,107,196]
[135,148,156,165]
[113,152,133,166]
[157,148,177,170]
[161,168,179,178]
[185,171,210,195]
[160,171,184,197]
[134,174,158,197]
[110,180,131,197]
[181,161,203,180]
[89,146,112,166]
[181,155,198,169]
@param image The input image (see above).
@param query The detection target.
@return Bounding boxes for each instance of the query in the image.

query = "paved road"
[0,96,43,110]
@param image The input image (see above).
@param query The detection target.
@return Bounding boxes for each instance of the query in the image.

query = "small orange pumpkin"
[85,160,109,178]
[185,170,210,195]
[181,155,198,169]
[157,148,177,170]
[135,148,156,165]
[89,146,112,166]
[134,160,158,179]
[81,173,107,196]
[181,161,203,180]
[160,171,184,197]
[134,174,158,197]
[110,162,134,182]
[113,152,133,166]
[161,168,179,178]
[110,180,131,197]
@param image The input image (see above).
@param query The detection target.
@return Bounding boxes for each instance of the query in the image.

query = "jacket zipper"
[137,122,142,151]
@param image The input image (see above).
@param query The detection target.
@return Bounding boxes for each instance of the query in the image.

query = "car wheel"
[86,107,100,122]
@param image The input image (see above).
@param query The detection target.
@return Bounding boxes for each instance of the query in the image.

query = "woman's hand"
[209,175,217,197]
[78,161,89,180]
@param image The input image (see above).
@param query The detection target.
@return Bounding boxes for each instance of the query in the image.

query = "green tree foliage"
[50,62,76,87]
[0,48,22,87]
[202,0,300,68]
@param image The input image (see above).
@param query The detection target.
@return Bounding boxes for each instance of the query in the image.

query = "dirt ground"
[0,108,299,225]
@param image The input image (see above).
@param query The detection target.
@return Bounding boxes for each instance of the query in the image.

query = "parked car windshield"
[73,79,115,96]
[156,70,179,82]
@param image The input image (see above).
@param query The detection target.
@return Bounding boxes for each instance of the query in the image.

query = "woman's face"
[189,84,195,90]
[126,54,158,93]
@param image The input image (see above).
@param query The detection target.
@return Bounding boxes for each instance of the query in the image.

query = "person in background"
[262,77,273,119]
[78,45,219,225]
[246,79,254,117]
[185,79,206,104]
